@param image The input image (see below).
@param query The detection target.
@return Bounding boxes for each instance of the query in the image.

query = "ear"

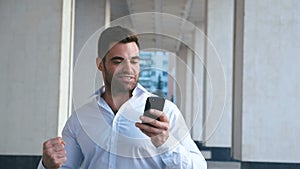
[96,57,104,71]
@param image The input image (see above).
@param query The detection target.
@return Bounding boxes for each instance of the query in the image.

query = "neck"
[102,88,133,114]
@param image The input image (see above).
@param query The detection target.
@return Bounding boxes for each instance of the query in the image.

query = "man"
[38,26,207,169]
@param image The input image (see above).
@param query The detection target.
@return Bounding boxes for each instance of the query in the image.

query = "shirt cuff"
[37,159,46,169]
[156,133,179,154]
[158,139,189,168]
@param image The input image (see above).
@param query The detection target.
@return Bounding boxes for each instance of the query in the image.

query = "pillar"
[233,0,300,168]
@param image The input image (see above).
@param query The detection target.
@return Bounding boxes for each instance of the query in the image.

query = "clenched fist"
[42,137,67,169]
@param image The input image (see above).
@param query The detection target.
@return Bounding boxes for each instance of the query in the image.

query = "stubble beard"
[105,73,137,96]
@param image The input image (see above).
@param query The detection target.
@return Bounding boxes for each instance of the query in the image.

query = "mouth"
[117,74,135,82]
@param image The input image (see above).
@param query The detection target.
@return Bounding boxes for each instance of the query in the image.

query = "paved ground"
[207,161,241,169]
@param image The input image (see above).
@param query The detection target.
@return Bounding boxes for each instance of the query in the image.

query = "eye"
[131,57,140,64]
[112,59,122,64]
[131,60,139,64]
[111,56,124,64]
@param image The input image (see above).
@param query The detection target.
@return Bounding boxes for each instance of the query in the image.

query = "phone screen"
[143,97,165,121]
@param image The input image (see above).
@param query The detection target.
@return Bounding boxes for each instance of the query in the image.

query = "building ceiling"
[110,0,206,53]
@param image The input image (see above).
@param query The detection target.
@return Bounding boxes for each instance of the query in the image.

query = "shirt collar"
[94,83,148,98]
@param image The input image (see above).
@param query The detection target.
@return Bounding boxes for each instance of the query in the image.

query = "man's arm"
[160,106,207,169]
[136,104,207,169]
[158,132,207,169]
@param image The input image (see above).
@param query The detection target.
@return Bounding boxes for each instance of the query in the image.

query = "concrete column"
[203,0,234,148]
[0,0,107,156]
[192,24,206,141]
[57,0,75,137]
[175,45,188,118]
[175,44,195,131]
[185,48,194,131]
[233,0,300,165]
[73,0,106,109]
[0,0,62,155]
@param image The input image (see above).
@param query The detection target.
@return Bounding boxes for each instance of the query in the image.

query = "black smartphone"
[143,97,165,121]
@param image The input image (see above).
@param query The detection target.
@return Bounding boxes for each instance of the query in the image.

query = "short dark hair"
[97,26,140,59]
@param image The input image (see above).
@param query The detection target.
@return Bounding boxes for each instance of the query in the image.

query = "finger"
[140,116,169,130]
[43,137,64,149]
[135,122,164,135]
[149,109,170,123]
[140,129,156,137]
[49,151,67,164]
[44,143,65,153]
[43,144,65,155]
[55,150,67,158]
[51,137,65,146]
[60,139,66,146]
[51,156,67,167]
[159,113,169,123]
[148,109,164,118]
[140,115,157,124]
[136,123,151,135]
[53,143,65,152]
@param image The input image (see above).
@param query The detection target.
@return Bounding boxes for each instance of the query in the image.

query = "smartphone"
[143,97,165,121]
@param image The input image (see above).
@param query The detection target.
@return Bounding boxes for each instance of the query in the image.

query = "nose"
[121,59,132,73]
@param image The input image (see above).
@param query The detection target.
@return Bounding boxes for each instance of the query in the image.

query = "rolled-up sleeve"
[159,101,207,169]
[60,115,84,168]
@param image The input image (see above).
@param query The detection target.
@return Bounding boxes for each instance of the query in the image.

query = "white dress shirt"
[38,84,207,169]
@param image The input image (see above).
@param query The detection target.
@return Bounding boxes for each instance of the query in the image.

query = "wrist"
[42,159,56,169]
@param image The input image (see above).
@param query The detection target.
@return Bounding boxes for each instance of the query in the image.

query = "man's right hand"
[42,137,67,169]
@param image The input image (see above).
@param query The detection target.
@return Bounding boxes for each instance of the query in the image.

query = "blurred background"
[0,0,299,168]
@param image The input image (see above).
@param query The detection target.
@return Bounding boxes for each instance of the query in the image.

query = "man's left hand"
[135,109,170,147]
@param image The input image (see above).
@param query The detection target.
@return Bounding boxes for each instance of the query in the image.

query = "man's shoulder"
[75,98,99,114]
[63,98,99,132]
[67,98,99,122]
[164,99,180,115]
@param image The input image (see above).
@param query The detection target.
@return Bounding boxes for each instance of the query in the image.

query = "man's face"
[97,42,140,93]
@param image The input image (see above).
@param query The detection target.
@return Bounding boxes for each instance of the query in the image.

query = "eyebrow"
[131,56,140,60]
[110,56,140,61]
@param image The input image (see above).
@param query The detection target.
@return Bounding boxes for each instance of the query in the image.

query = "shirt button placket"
[109,119,117,169]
